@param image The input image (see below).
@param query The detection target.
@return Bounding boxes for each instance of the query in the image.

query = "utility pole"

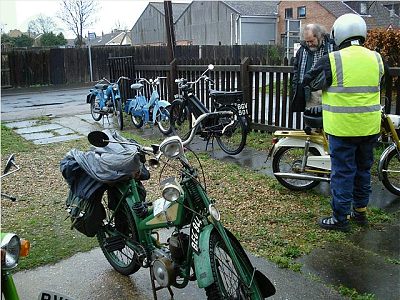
[164,0,177,101]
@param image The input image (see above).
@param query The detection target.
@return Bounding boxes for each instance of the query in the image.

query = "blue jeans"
[329,134,379,222]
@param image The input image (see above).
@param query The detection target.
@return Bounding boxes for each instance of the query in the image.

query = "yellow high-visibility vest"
[322,46,383,136]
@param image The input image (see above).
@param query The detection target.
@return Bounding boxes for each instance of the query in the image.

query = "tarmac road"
[2,86,399,300]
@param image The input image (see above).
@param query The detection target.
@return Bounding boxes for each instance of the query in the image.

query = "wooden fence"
[2,45,399,132]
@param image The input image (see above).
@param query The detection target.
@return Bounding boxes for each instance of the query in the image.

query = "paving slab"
[20,132,54,141]
[3,120,38,129]
[15,123,63,134]
[53,116,101,136]
[53,127,76,135]
[32,134,83,145]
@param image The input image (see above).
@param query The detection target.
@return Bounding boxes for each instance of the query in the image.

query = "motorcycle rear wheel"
[381,147,400,196]
[90,96,102,121]
[115,99,124,130]
[272,146,322,191]
[205,232,263,300]
[215,105,247,155]
[97,197,141,276]
[131,114,144,128]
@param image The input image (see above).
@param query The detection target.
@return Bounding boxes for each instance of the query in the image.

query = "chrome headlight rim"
[161,177,183,202]
[1,233,21,270]
[160,136,184,159]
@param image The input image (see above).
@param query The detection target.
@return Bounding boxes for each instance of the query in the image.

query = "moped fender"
[272,137,326,157]
[193,224,214,288]
[86,93,94,104]
[378,144,397,180]
[157,100,170,108]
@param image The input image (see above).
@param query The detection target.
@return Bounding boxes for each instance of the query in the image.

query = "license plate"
[235,103,248,116]
[38,290,75,300]
[190,215,203,255]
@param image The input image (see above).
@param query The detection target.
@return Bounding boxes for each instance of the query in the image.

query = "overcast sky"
[0,0,189,38]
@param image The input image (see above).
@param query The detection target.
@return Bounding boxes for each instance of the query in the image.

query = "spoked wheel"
[156,106,172,135]
[170,99,192,140]
[97,194,141,276]
[90,95,102,121]
[131,114,144,129]
[205,232,263,300]
[215,106,247,155]
[272,146,323,191]
[114,99,124,130]
[381,146,400,196]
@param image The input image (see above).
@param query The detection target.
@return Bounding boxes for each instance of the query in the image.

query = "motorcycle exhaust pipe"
[274,172,330,182]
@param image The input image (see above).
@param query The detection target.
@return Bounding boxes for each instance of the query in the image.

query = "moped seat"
[95,83,109,90]
[209,89,243,104]
[130,83,143,91]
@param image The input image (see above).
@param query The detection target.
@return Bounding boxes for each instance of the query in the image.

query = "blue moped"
[125,77,172,135]
[86,76,130,130]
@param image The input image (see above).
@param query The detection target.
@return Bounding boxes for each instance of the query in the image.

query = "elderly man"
[291,24,334,112]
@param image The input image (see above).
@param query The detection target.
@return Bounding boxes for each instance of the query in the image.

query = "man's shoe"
[318,216,350,232]
[350,210,368,226]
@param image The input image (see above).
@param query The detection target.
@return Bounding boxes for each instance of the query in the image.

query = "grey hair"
[302,24,328,42]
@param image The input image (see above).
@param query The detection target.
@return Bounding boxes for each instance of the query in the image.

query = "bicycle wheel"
[114,99,124,130]
[170,99,192,140]
[90,95,102,121]
[156,106,172,135]
[215,106,247,155]
[205,232,263,300]
[97,194,141,276]
[381,146,400,196]
[272,146,322,191]
[131,114,144,128]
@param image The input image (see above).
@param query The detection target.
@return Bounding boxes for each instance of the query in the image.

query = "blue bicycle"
[125,77,172,135]
[87,76,130,130]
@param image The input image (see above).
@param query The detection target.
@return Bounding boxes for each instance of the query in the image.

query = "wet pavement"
[1,87,400,299]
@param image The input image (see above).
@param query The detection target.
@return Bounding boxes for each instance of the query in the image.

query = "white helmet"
[331,13,367,47]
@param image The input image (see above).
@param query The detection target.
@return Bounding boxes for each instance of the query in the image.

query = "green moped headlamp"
[1,232,30,270]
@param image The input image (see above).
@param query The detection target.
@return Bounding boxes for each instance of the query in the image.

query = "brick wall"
[277,1,337,44]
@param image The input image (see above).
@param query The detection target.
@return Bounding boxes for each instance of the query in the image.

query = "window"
[285,8,293,19]
[360,2,368,15]
[297,6,306,18]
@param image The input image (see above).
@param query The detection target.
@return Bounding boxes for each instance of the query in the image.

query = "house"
[88,29,132,46]
[130,2,189,46]
[278,1,400,57]
[174,1,278,45]
[131,1,278,46]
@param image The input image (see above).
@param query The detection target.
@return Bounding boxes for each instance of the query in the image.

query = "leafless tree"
[28,14,57,36]
[58,0,98,47]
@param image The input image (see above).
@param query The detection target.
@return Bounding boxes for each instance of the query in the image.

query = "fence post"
[169,58,178,102]
[240,57,251,126]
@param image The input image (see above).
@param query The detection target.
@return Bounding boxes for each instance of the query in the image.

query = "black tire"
[115,99,124,130]
[381,147,400,196]
[205,232,263,300]
[97,198,141,276]
[170,99,192,141]
[156,106,172,135]
[131,114,144,129]
[272,146,322,191]
[90,95,102,121]
[215,106,247,155]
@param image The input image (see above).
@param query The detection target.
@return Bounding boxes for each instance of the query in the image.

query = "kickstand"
[105,114,111,125]
[149,267,174,300]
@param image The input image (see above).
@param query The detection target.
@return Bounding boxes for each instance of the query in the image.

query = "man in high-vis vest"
[303,14,384,232]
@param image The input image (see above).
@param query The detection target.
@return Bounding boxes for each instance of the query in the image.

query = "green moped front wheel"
[205,232,263,300]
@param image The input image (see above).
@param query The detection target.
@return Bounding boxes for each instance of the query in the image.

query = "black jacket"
[291,36,333,112]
